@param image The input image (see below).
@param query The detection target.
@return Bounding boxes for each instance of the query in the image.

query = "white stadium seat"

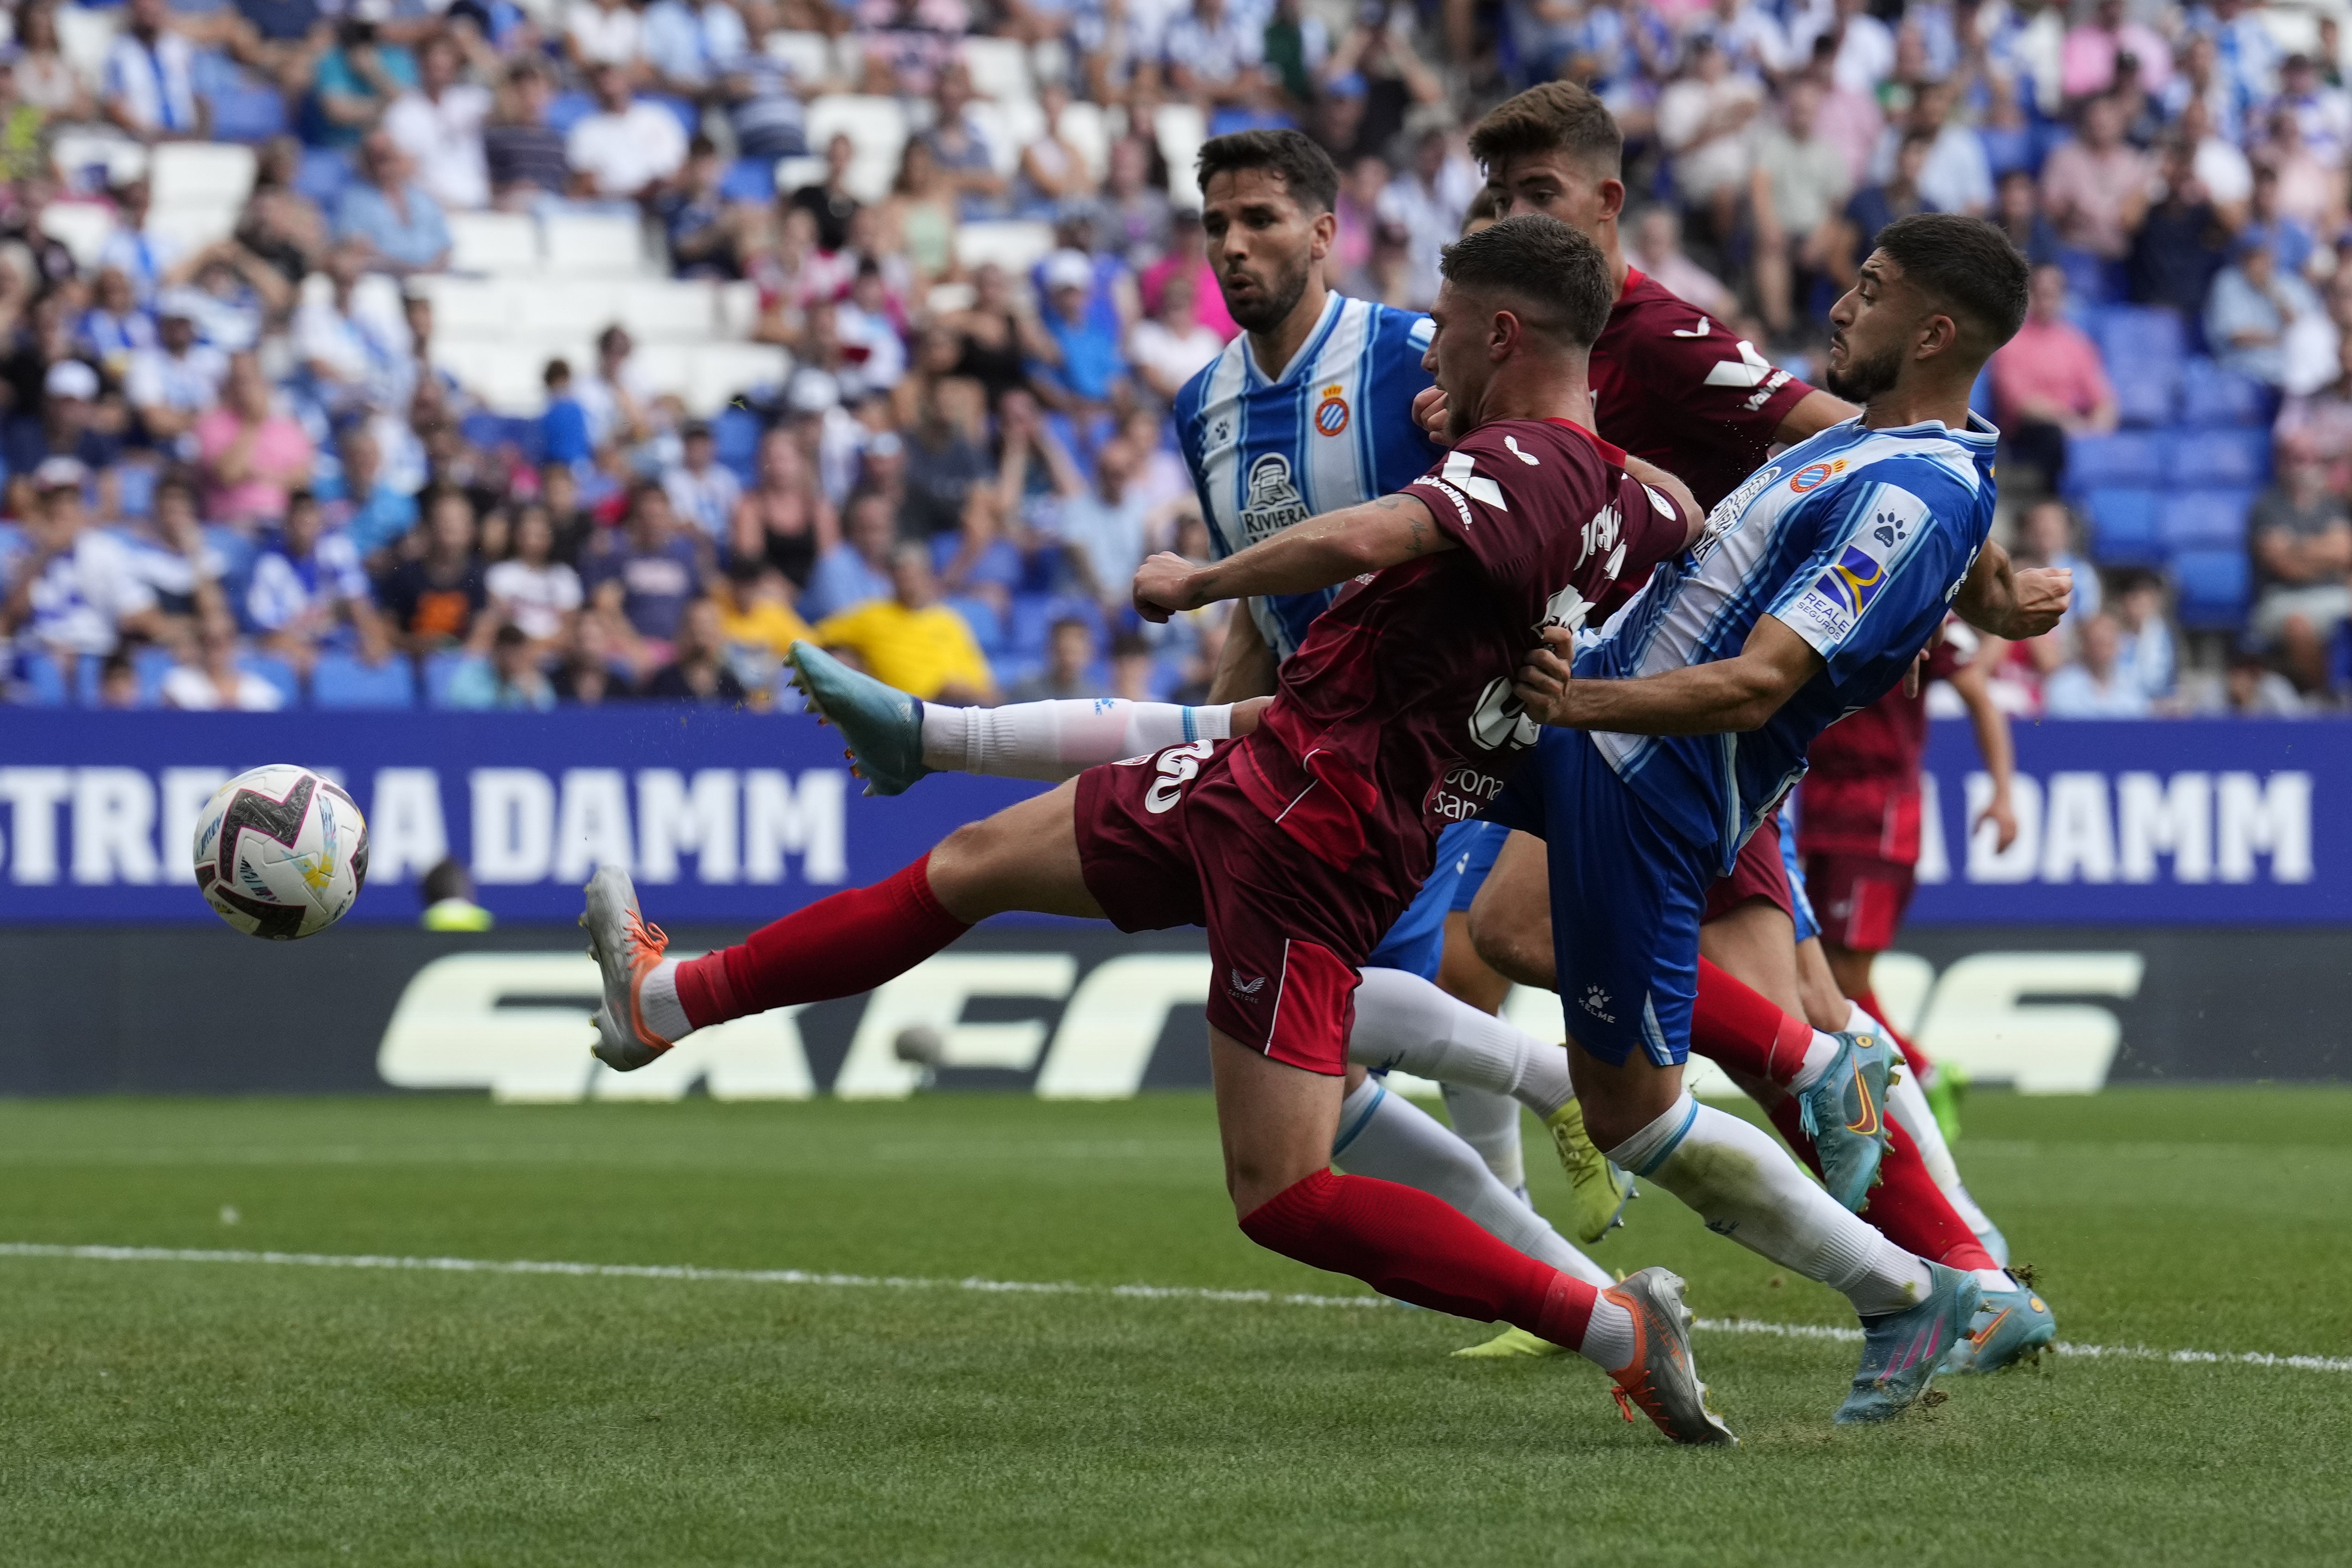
[689,343,793,415]
[955,220,1055,277]
[447,211,539,274]
[410,276,513,341]
[629,341,697,403]
[1055,99,1111,182]
[49,130,147,191]
[146,204,236,251]
[510,276,624,340]
[804,95,909,205]
[714,280,761,338]
[150,142,258,209]
[772,154,826,196]
[431,340,546,414]
[616,279,720,342]
[37,203,116,269]
[540,211,647,276]
[1154,103,1207,208]
[1031,37,1073,88]
[961,36,1031,100]
[762,29,833,86]
[965,99,1032,179]
[54,4,118,90]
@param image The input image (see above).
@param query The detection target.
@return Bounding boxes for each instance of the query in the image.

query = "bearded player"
[580,217,1745,1443]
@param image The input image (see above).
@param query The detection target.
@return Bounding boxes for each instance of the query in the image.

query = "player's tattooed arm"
[1132,493,1452,621]
[1512,616,1824,734]
[1953,539,2073,640]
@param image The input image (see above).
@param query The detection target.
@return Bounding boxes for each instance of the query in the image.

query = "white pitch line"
[4,1242,2349,1375]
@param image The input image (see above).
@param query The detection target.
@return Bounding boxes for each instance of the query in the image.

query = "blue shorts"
[1444,819,1510,913]
[1778,798,1820,945]
[1489,728,1710,1068]
[1363,818,1485,980]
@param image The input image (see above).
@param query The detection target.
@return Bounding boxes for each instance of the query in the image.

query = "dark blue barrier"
[0,711,2340,927]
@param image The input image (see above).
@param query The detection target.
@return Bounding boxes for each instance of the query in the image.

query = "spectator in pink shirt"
[1799,34,1882,184]
[2041,94,2152,260]
[2060,0,2172,102]
[194,353,315,529]
[1991,263,2117,491]
[1138,210,1238,342]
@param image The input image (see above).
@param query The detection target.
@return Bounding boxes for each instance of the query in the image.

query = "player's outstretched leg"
[792,640,1246,792]
[1347,967,1631,1243]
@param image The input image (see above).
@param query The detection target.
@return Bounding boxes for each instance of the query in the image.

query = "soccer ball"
[192,765,370,940]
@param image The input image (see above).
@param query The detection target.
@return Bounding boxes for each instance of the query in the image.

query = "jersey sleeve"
[1767,478,1971,681]
[1404,425,1574,574]
[1622,304,1814,453]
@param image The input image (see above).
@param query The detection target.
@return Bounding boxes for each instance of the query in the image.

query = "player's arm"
[1513,614,1824,735]
[1620,452,1706,546]
[1774,388,1859,445]
[1952,538,2072,640]
[1132,493,1450,621]
[1947,636,2020,851]
[1206,601,1279,700]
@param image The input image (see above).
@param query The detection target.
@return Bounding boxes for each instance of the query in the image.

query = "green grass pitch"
[0,1086,2347,1566]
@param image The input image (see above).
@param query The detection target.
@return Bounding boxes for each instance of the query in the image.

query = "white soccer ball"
[191,764,370,940]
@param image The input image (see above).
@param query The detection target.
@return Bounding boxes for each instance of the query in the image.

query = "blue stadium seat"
[944,595,1004,655]
[13,649,68,706]
[2062,430,2163,494]
[2172,547,2251,631]
[295,147,354,206]
[2082,487,2162,565]
[237,653,300,707]
[650,95,700,140]
[1969,364,1996,422]
[2091,306,2186,426]
[547,90,597,135]
[310,652,416,708]
[2058,249,2116,307]
[208,81,288,141]
[2177,357,2275,427]
[720,157,775,203]
[2158,488,2255,550]
[2163,427,2270,488]
[133,644,174,705]
[990,652,1043,692]
[714,406,763,476]
[114,461,157,517]
[421,650,468,708]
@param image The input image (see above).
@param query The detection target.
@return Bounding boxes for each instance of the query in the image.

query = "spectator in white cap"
[126,293,230,446]
[1035,248,1127,414]
[4,359,121,477]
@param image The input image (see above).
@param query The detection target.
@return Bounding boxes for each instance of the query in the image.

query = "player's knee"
[1467,903,1552,989]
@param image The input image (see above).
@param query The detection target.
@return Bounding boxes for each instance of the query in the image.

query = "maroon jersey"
[1591,268,1816,512]
[1229,417,1687,906]
[1799,623,1971,862]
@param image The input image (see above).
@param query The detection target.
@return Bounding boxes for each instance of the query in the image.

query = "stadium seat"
[957,220,1056,276]
[2081,487,2162,565]
[2164,427,2270,488]
[2091,306,2186,426]
[962,35,1032,100]
[965,98,1040,178]
[715,279,760,338]
[147,204,237,250]
[540,211,646,276]
[1154,102,1208,206]
[133,644,175,705]
[2177,357,2275,427]
[205,82,287,141]
[47,129,146,194]
[12,649,68,706]
[617,279,720,341]
[714,405,764,474]
[295,147,354,206]
[649,95,699,141]
[421,651,468,709]
[511,276,620,339]
[945,595,1005,654]
[2172,547,2251,631]
[412,276,512,341]
[448,211,539,274]
[687,344,793,414]
[547,90,597,136]
[1055,99,1113,182]
[762,30,833,84]
[310,652,416,709]
[2062,430,2163,494]
[2158,489,2255,551]
[238,654,301,708]
[151,142,257,208]
[804,96,909,204]
[53,3,121,88]
[115,461,157,518]
[720,157,774,202]
[37,201,116,270]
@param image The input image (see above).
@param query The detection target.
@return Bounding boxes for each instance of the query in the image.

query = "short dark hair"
[1438,215,1614,350]
[1195,129,1340,214]
[1871,213,2031,350]
[1468,82,1622,178]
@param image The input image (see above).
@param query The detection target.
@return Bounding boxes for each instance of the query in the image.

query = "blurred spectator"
[1035,248,1127,413]
[2108,567,2177,705]
[2042,612,2150,718]
[713,557,815,659]
[880,141,958,283]
[2061,0,2172,102]
[923,63,1009,222]
[96,651,142,709]
[484,503,583,653]
[539,359,595,466]
[418,857,495,930]
[1989,170,2060,270]
[2220,649,2306,716]
[566,64,690,202]
[662,138,748,279]
[719,42,809,164]
[1883,79,1991,219]
[2277,337,2352,493]
[584,482,705,645]
[104,0,206,142]
[731,428,837,589]
[900,385,990,539]
[788,134,863,253]
[1099,137,1175,266]
[379,486,487,652]
[1010,616,1100,701]
[324,423,419,562]
[14,4,94,123]
[2012,497,2101,690]
[2041,95,2152,264]
[1129,269,1224,400]
[98,181,184,309]
[7,359,122,478]
[566,0,646,71]
[2129,136,2231,317]
[134,477,230,624]
[643,0,749,96]
[447,621,557,710]
[1797,33,1881,183]
[1991,263,2117,491]
[336,130,453,276]
[81,268,158,380]
[1108,626,1157,700]
[644,599,749,703]
[383,32,494,214]
[836,261,910,391]
[1017,82,1101,217]
[1050,436,1151,610]
[1657,38,1763,245]
[244,490,389,670]
[2,471,162,661]
[1839,129,1936,284]
[946,264,1051,408]
[162,608,283,711]
[1379,127,1477,309]
[576,325,652,449]
[2205,234,2322,388]
[1751,81,1851,336]
[2180,97,2253,220]
[126,295,229,444]
[1628,207,1735,320]
[663,421,743,545]
[2249,443,2352,694]
[295,242,411,415]
[802,488,898,620]
[1164,0,1265,107]
[484,61,571,209]
[813,541,995,703]
[306,17,417,150]
[195,354,314,527]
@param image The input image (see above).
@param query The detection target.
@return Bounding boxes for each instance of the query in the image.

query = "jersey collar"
[1246,290,1344,388]
[1542,417,1628,467]
[1865,411,2001,449]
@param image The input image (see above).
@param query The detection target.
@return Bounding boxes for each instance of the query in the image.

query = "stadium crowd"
[0,0,2348,714]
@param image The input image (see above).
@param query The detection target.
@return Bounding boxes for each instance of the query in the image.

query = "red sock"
[1763,1100,1997,1272]
[673,855,970,1028]
[1240,1169,1600,1349]
[1852,987,1933,1079]
[1691,958,1815,1085]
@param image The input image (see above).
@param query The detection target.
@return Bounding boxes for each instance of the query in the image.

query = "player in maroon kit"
[576,218,1748,1443]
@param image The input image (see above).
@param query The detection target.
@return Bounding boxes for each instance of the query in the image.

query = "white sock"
[637,957,691,1042]
[1975,1268,2017,1294]
[1608,1094,1938,1318]
[1347,968,1576,1117]
[1440,1084,1529,1194]
[1783,1029,1846,1093]
[918,699,1234,781]
[1857,1002,2011,1262]
[1333,1078,1612,1290]
[1579,1296,1637,1369]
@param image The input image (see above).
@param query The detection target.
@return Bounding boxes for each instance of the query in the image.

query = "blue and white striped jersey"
[1577,414,2000,870]
[1173,292,1446,661]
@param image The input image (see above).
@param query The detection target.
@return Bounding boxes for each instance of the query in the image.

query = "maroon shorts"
[1803,852,1917,952]
[1700,812,1796,926]
[1072,739,1403,1075]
